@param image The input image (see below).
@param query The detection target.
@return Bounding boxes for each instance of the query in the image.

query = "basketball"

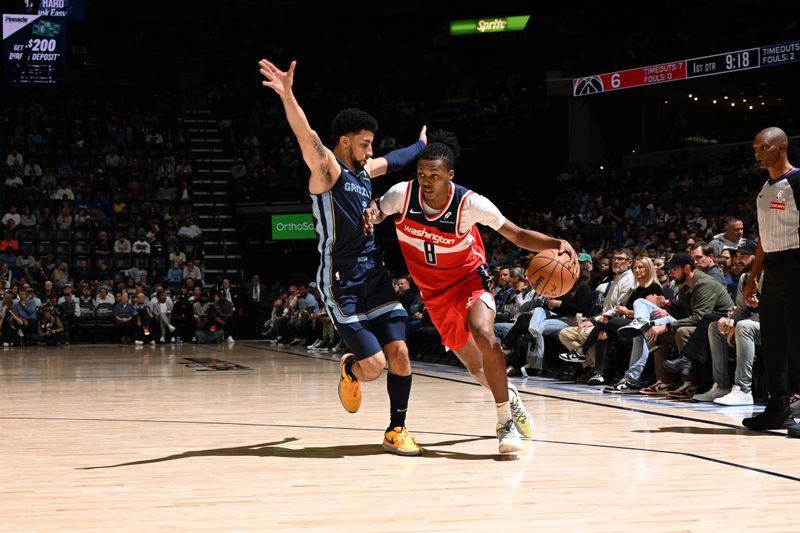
[525,249,577,298]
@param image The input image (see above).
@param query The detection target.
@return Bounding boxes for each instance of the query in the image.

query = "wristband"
[384,140,426,173]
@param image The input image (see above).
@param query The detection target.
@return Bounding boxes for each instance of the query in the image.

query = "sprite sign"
[271,214,316,240]
[449,16,530,36]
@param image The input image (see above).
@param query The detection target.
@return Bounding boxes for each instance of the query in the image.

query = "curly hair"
[330,108,379,143]
[420,129,461,169]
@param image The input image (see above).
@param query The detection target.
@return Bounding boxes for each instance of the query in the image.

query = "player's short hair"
[420,129,461,169]
[330,108,378,143]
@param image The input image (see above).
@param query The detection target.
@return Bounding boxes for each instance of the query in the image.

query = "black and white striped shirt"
[757,168,800,253]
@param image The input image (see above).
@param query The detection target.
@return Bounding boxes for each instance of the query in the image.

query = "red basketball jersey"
[394,180,490,296]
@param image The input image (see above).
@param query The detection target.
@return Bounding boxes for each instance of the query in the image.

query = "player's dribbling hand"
[418,125,428,145]
[559,240,580,278]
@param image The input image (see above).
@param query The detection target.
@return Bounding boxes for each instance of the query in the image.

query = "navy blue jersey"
[311,160,379,266]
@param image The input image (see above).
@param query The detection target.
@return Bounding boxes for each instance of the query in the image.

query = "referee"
[743,126,800,436]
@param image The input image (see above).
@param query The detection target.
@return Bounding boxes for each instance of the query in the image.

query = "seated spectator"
[73,259,95,285]
[15,249,35,270]
[132,292,156,345]
[183,259,203,285]
[18,206,36,238]
[194,291,224,343]
[696,239,759,405]
[558,248,636,382]
[2,205,21,227]
[94,285,115,306]
[170,290,195,342]
[51,262,69,289]
[167,260,183,288]
[114,234,132,255]
[689,242,726,286]
[177,218,202,245]
[0,247,17,268]
[0,291,26,346]
[114,291,135,343]
[94,230,113,258]
[132,234,151,257]
[33,306,68,346]
[13,289,37,339]
[169,246,186,266]
[55,207,73,230]
[213,290,235,343]
[520,265,594,374]
[151,288,176,343]
[709,216,745,255]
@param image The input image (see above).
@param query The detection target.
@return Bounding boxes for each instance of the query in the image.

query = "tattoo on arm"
[310,134,332,181]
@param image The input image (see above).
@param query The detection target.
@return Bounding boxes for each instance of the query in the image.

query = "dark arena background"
[3,1,800,530]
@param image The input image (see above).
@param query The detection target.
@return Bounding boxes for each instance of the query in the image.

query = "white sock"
[496,401,512,425]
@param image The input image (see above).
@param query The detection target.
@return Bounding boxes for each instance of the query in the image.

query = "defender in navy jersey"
[259,58,427,455]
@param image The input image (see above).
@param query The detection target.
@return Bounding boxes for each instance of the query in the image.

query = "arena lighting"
[449,15,530,35]
[573,39,800,95]
[713,99,718,104]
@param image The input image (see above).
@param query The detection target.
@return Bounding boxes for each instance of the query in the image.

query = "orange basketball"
[525,249,577,298]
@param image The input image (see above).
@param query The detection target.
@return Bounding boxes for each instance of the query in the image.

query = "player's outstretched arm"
[258,58,340,194]
[366,125,427,178]
[497,220,579,277]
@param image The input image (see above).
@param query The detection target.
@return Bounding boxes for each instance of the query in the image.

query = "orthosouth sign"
[271,214,316,240]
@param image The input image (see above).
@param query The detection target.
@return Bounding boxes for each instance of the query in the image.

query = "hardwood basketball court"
[2,342,798,531]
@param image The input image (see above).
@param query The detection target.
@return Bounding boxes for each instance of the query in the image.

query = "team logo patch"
[770,202,786,210]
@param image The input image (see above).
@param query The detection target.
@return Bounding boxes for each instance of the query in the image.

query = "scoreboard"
[573,40,800,96]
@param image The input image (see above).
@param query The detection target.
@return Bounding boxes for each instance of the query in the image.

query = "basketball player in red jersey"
[364,131,578,453]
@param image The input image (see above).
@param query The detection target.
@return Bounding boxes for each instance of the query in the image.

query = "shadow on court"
[631,426,782,436]
[80,436,514,469]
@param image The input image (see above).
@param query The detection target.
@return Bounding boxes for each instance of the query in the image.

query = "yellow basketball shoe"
[338,353,361,413]
[382,427,422,456]
[508,384,535,438]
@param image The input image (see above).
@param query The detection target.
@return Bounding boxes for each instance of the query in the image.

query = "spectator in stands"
[518,265,594,374]
[213,290,235,343]
[114,234,132,255]
[709,216,745,255]
[57,288,79,342]
[33,306,68,347]
[2,205,20,227]
[491,266,513,309]
[5,147,23,170]
[183,260,203,285]
[13,289,36,339]
[697,239,759,405]
[167,260,183,289]
[18,206,36,238]
[132,233,151,258]
[114,291,135,344]
[94,230,113,259]
[194,296,225,344]
[558,248,636,381]
[132,292,156,345]
[15,249,34,270]
[74,259,95,285]
[689,242,725,286]
[177,217,202,246]
[94,285,115,306]
[0,291,25,346]
[169,246,186,266]
[0,248,17,270]
[171,290,194,342]
[0,228,19,252]
[175,158,192,181]
[591,256,613,290]
[151,288,176,343]
[55,207,72,230]
[54,182,75,201]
